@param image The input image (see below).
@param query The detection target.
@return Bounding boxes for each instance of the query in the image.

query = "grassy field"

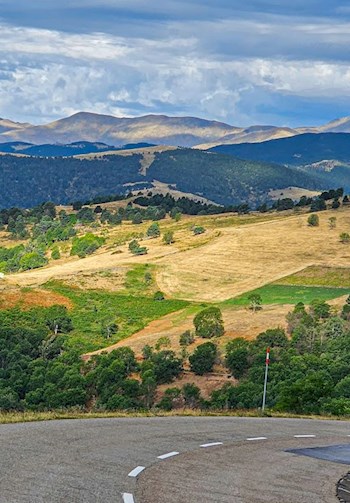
[223,284,350,307]
[46,279,189,353]
[275,266,350,288]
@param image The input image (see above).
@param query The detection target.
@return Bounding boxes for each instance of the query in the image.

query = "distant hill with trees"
[0,148,322,208]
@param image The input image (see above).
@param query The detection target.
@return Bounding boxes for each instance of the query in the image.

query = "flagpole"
[262,347,270,412]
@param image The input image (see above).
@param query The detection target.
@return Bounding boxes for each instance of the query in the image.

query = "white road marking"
[294,435,316,438]
[246,437,267,441]
[128,466,145,477]
[200,442,223,448]
[157,451,179,459]
[122,493,135,503]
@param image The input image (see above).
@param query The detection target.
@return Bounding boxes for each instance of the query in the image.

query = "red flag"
[266,347,270,365]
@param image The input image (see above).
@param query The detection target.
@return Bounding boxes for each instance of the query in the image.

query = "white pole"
[262,347,270,412]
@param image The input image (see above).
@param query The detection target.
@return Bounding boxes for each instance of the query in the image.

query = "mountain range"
[1,112,350,147]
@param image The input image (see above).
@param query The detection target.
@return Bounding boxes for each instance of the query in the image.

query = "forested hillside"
[0,149,321,208]
[210,133,350,166]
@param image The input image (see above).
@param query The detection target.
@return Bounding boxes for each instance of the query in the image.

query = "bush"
[307,214,319,227]
[146,223,160,238]
[163,230,174,245]
[189,342,217,375]
[192,226,205,235]
[182,383,201,408]
[19,251,48,271]
[153,291,165,301]
[340,232,350,244]
[51,246,61,260]
[128,239,148,255]
[179,330,195,347]
[225,347,249,378]
[70,233,105,257]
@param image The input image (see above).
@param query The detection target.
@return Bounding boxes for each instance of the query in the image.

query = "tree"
[131,212,143,225]
[70,233,105,257]
[225,347,249,378]
[182,383,201,408]
[146,223,160,238]
[152,350,182,384]
[307,214,319,227]
[19,251,48,271]
[310,299,331,320]
[128,240,148,255]
[193,307,224,339]
[248,293,262,312]
[153,291,165,301]
[163,231,174,245]
[189,342,217,375]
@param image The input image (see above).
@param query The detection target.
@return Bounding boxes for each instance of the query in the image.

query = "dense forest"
[1,298,350,415]
[0,148,322,208]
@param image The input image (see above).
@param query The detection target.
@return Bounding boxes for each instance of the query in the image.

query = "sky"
[1,0,350,127]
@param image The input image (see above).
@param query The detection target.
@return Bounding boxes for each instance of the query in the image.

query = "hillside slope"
[0,148,320,208]
[210,133,350,191]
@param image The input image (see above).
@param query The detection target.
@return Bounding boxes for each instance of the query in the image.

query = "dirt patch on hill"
[156,372,233,401]
[0,288,73,310]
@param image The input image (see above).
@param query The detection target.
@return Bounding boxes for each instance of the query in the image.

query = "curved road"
[0,417,349,502]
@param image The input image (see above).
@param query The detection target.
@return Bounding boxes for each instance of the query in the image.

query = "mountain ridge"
[1,112,350,147]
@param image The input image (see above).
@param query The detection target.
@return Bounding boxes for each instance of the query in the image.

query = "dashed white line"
[122,493,135,503]
[157,451,179,460]
[294,435,316,438]
[200,442,223,448]
[128,466,145,477]
[246,437,267,441]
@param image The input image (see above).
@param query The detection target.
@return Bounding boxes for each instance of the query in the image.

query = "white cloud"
[1,19,350,125]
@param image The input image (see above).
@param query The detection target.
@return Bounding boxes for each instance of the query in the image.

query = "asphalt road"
[0,416,349,502]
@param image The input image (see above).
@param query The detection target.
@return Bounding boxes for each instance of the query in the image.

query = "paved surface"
[0,417,349,502]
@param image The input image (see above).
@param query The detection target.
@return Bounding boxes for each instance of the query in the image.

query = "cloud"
[0,0,350,126]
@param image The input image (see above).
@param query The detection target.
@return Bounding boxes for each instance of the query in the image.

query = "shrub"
[163,230,174,245]
[189,342,217,375]
[307,214,319,227]
[340,232,350,244]
[128,239,148,255]
[70,233,105,257]
[179,330,195,347]
[19,251,48,271]
[146,223,160,238]
[182,383,201,408]
[51,246,61,260]
[153,291,165,301]
[192,226,206,235]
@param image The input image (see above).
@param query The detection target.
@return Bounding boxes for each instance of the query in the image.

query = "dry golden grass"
[85,303,289,359]
[4,207,350,304]
[269,187,321,200]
